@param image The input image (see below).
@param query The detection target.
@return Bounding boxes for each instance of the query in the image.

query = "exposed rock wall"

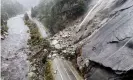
[81,0,133,71]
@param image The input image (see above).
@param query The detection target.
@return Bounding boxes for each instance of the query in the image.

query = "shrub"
[44,60,54,80]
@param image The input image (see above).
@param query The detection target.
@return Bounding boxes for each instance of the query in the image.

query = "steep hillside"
[31,0,93,34]
[46,0,133,80]
[27,0,133,79]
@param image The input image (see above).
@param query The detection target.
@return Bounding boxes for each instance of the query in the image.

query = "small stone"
[55,44,61,49]
[52,40,58,45]
[31,66,36,71]
[48,54,52,58]
[62,50,67,53]
[44,49,48,53]
[71,52,75,55]
[62,35,68,38]
[28,72,36,78]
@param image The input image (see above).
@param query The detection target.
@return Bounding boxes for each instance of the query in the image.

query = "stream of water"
[1,15,30,80]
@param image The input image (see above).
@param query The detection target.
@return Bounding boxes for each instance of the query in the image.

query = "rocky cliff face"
[46,0,133,80]
[80,0,133,79]
[78,0,133,71]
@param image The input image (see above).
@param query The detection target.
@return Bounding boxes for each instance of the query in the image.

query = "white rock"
[48,54,52,58]
[62,50,67,53]
[28,72,36,78]
[62,34,68,38]
[51,40,58,45]
[4,32,8,35]
[84,59,90,66]
[44,49,48,53]
[55,44,61,49]
[51,50,57,54]
[31,66,36,71]
[52,54,57,57]
[71,52,75,55]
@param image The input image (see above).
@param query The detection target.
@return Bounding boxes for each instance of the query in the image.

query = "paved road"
[27,11,48,38]
[52,56,83,80]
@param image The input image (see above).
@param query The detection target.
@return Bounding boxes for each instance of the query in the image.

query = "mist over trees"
[31,0,90,34]
[1,0,25,18]
[1,0,26,37]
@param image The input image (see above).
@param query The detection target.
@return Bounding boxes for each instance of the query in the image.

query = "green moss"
[44,60,54,80]
[1,25,8,35]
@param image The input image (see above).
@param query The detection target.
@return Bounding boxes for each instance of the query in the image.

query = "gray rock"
[28,72,36,78]
[82,0,133,71]
[31,66,36,71]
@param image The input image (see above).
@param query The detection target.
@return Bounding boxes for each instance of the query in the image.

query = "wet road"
[1,15,30,80]
[52,56,83,80]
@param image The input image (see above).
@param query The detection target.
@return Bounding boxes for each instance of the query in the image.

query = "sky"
[16,0,40,9]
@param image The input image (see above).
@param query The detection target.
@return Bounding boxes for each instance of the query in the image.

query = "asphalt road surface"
[52,56,83,80]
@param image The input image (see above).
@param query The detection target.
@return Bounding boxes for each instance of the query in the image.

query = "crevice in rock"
[116,36,131,41]
[119,4,133,12]
[110,4,133,17]
[85,60,133,80]
[107,36,131,44]
[126,41,133,49]
[107,41,119,44]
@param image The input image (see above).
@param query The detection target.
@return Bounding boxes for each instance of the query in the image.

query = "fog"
[16,0,40,9]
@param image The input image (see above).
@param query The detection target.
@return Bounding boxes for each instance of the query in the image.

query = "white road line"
[54,58,64,80]
[64,60,79,80]
[64,67,72,80]
[59,58,72,80]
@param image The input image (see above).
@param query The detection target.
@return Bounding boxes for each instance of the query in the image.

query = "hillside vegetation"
[31,0,90,34]
[1,0,25,18]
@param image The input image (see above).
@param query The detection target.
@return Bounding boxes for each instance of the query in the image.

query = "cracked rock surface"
[82,0,133,71]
